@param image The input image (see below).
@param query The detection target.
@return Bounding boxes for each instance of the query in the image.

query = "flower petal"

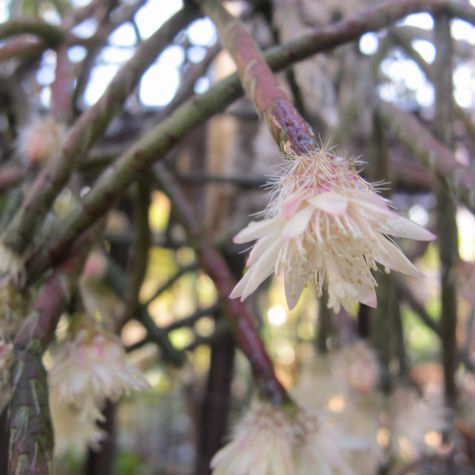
[284,257,308,309]
[230,240,281,300]
[349,192,393,218]
[355,284,377,308]
[377,238,422,276]
[308,192,348,216]
[233,218,280,244]
[282,206,313,240]
[247,236,274,266]
[282,193,305,219]
[381,215,436,241]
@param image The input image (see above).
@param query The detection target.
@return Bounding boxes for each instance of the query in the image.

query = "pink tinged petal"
[355,284,377,308]
[377,238,422,276]
[308,192,348,216]
[349,192,393,218]
[229,240,281,300]
[381,215,436,241]
[282,206,314,240]
[247,236,274,266]
[228,275,249,301]
[282,194,305,219]
[233,218,280,244]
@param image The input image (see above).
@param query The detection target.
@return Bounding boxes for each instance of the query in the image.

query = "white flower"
[49,394,105,455]
[211,400,294,475]
[48,327,148,405]
[333,341,379,396]
[230,150,435,311]
[293,356,343,409]
[294,407,355,475]
[389,387,447,457]
[333,397,384,475]
[18,116,64,165]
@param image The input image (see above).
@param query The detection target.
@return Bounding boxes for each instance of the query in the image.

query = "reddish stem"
[202,0,316,154]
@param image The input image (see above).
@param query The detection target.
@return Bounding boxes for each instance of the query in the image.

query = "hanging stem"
[155,165,290,406]
[433,13,459,410]
[201,0,317,154]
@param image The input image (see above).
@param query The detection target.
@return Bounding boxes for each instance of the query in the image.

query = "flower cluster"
[294,407,355,475]
[388,387,447,458]
[230,150,435,311]
[211,400,355,475]
[292,341,449,471]
[211,400,294,475]
[48,322,148,454]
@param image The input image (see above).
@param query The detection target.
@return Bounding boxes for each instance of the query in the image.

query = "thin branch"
[395,277,441,336]
[378,101,475,214]
[0,19,65,45]
[117,181,151,330]
[0,165,24,194]
[51,44,74,122]
[143,263,197,307]
[391,28,475,143]
[0,37,45,62]
[128,302,219,353]
[183,319,230,352]
[164,303,220,332]
[103,259,185,367]
[73,0,146,106]
[161,42,221,116]
[433,12,459,410]
[154,164,290,406]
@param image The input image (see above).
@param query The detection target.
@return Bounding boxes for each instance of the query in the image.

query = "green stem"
[0,19,65,44]
[117,182,151,331]
[8,348,53,475]
[433,13,459,410]
[9,232,96,475]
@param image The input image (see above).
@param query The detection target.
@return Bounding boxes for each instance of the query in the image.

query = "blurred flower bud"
[18,116,65,165]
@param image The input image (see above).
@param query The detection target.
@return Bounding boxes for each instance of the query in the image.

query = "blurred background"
[1,0,475,474]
